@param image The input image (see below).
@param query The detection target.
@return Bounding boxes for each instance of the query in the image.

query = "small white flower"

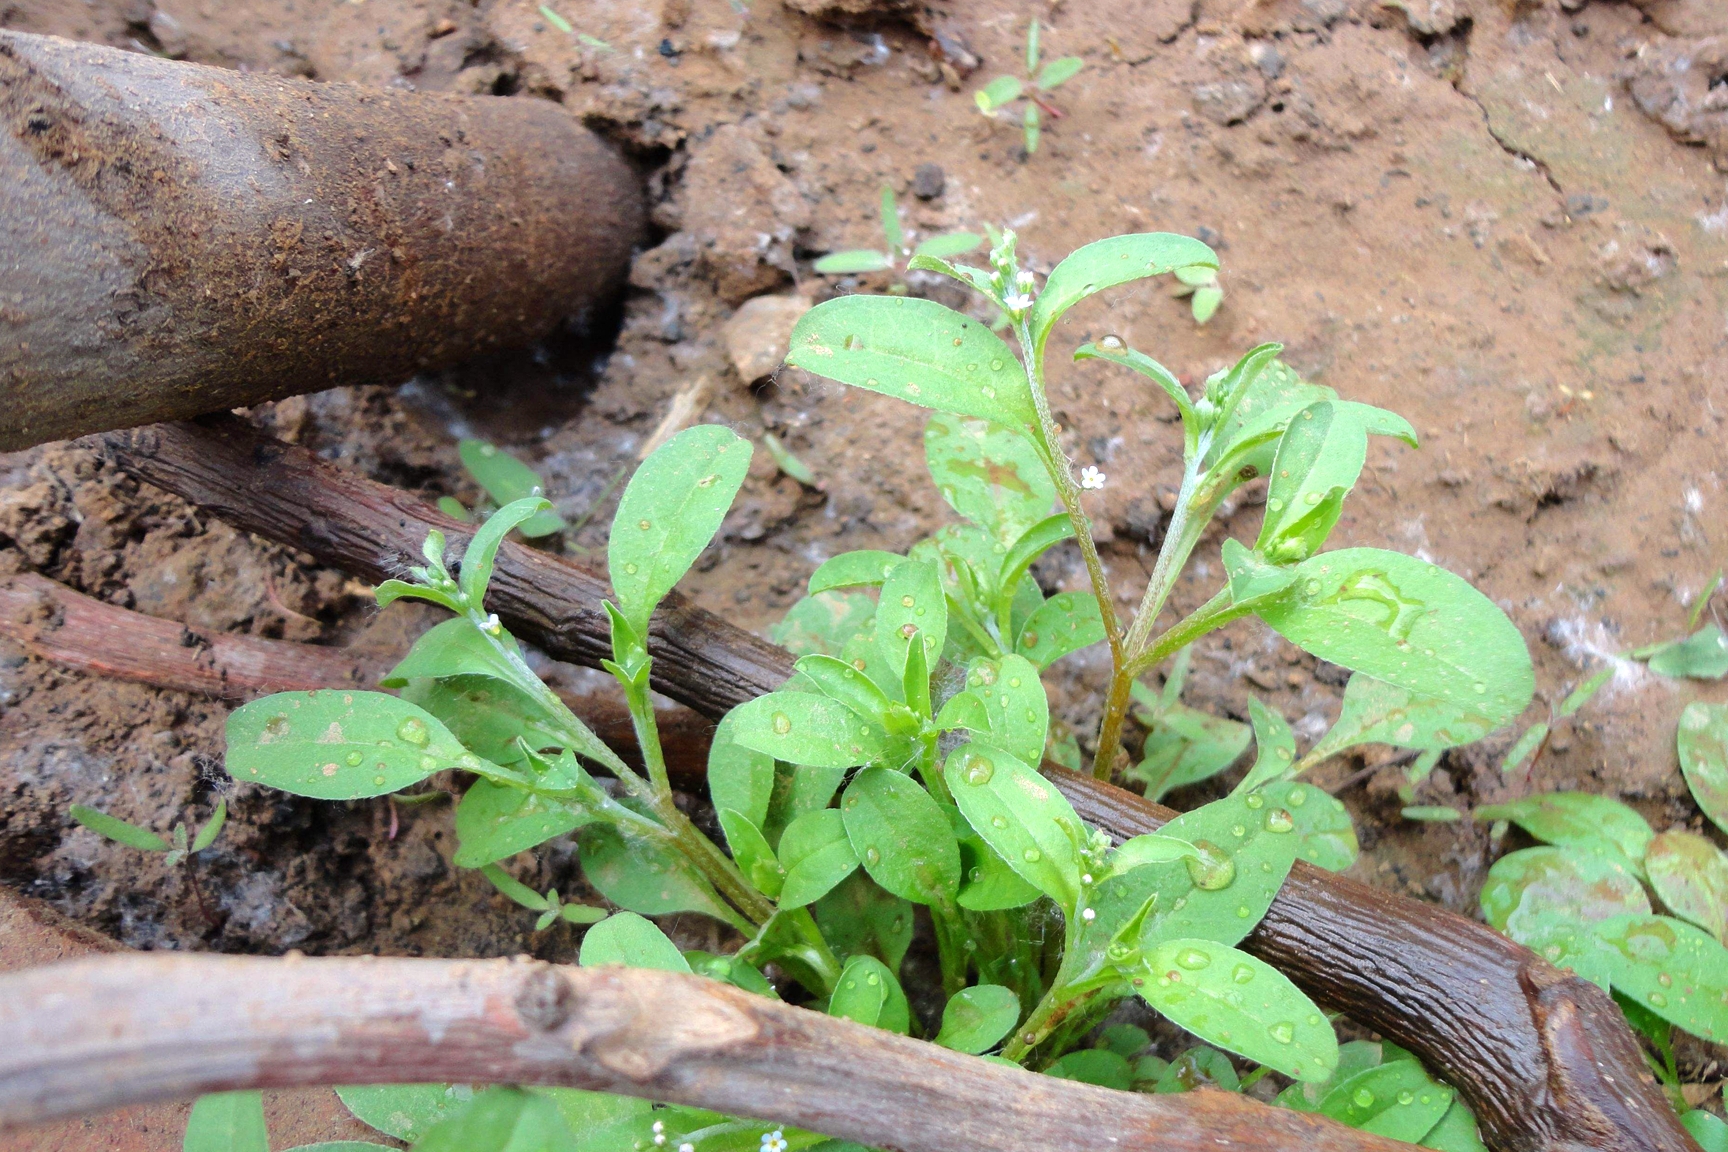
[1001,292,1033,312]
[653,1122,666,1134]
[680,1144,695,1152]
[1016,269,1036,290]
[483,612,503,635]
[1080,466,1107,491]
[761,1131,788,1152]
[1081,907,1097,922]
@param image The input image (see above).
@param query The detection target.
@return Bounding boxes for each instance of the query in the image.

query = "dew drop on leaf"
[1023,848,1042,863]
[263,716,290,739]
[1264,809,1295,833]
[991,815,1009,829]
[964,755,995,785]
[1353,1089,1375,1108]
[344,751,364,767]
[772,712,792,735]
[865,847,882,866]
[1245,794,1265,810]
[396,718,430,747]
[1233,964,1255,984]
[1398,1091,1414,1105]
[1175,947,1211,970]
[1269,1022,1295,1044]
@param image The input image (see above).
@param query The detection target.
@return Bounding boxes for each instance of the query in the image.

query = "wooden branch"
[93,417,1698,1152]
[0,954,1410,1152]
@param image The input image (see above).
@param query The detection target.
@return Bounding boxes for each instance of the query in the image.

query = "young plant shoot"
[813,184,982,279]
[973,19,1083,155]
[213,228,1548,1151]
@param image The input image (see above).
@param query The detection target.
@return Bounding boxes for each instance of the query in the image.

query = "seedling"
[445,438,568,538]
[481,863,608,930]
[762,432,822,489]
[70,799,225,867]
[207,229,1543,1149]
[1171,264,1224,324]
[973,20,1083,155]
[812,184,982,278]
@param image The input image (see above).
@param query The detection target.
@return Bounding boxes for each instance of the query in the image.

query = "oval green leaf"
[1015,590,1107,669]
[457,440,567,537]
[945,744,1084,913]
[1474,792,1653,874]
[1590,912,1728,1041]
[1646,830,1728,942]
[1030,234,1218,359]
[1318,1061,1452,1142]
[1478,845,1649,935]
[578,825,740,927]
[841,766,962,907]
[578,911,691,972]
[1679,702,1728,837]
[729,691,888,770]
[923,415,1054,546]
[454,780,591,868]
[876,559,947,678]
[828,954,910,1033]
[777,809,861,908]
[935,983,1021,1054]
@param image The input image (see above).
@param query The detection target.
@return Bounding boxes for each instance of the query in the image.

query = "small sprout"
[973,19,1084,155]
[762,432,823,490]
[1171,263,1224,324]
[70,800,226,863]
[481,864,607,930]
[537,4,572,33]
[813,184,982,281]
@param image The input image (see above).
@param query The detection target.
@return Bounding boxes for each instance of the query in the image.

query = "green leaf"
[1510,911,1614,991]
[1318,1062,1452,1141]
[828,954,911,1033]
[764,762,850,845]
[685,951,779,998]
[812,870,914,970]
[1200,355,1330,479]
[578,911,692,972]
[459,498,553,609]
[1045,1049,1133,1089]
[945,744,1084,913]
[842,766,962,906]
[1025,17,1039,72]
[814,249,894,275]
[414,1087,574,1152]
[533,1090,650,1144]
[878,184,903,253]
[69,805,168,853]
[1474,793,1653,874]
[708,709,775,831]
[1683,1110,1728,1152]
[609,424,751,634]
[1108,831,1203,876]
[1640,625,1728,679]
[1151,1046,1238,1093]
[953,807,1045,911]
[966,654,1049,767]
[776,809,861,908]
[913,232,984,260]
[1275,1039,1388,1112]
[797,653,893,725]
[1138,939,1338,1082]
[730,690,888,770]
[1128,701,1250,802]
[283,1143,397,1151]
[1590,913,1728,1041]
[481,863,550,910]
[1232,696,1296,795]
[1307,675,1500,768]
[579,825,741,926]
[1253,402,1366,561]
[1222,540,1299,608]
[190,798,227,853]
[437,496,473,522]
[718,808,786,899]
[398,674,591,770]
[1098,1023,1152,1058]
[1035,56,1083,90]
[762,433,819,487]
[1258,779,1358,871]
[185,1091,267,1152]
[1421,1099,1489,1152]
[974,75,1024,112]
[1015,590,1107,669]
[1646,830,1728,942]
[934,984,1021,1054]
[786,296,1036,428]
[1133,790,1301,947]
[1030,234,1218,360]
[226,691,480,800]
[457,440,566,537]
[1254,548,1533,741]
[877,559,947,678]
[924,416,1055,547]
[1558,667,1613,718]
[455,780,591,867]
[1679,703,1728,837]
[1191,285,1223,324]
[808,550,902,594]
[336,1085,476,1142]
[1478,845,1648,934]
[998,515,1073,599]
[1500,722,1549,775]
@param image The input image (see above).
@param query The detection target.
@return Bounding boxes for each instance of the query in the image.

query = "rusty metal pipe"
[0,31,645,449]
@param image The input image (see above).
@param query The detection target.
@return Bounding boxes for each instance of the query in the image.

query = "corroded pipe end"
[0,31,646,450]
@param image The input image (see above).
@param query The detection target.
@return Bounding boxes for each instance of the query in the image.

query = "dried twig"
[93,417,1698,1152]
[0,954,1412,1152]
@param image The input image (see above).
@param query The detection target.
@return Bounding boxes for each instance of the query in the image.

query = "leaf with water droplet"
[398,670,600,774]
[827,954,910,1033]
[950,804,1044,911]
[1127,689,1251,802]
[1589,912,1728,1042]
[1015,590,1107,670]
[965,653,1049,768]
[1646,831,1728,943]
[776,809,861,909]
[1255,780,1357,871]
[1682,1109,1728,1152]
[579,911,691,972]
[453,780,592,868]
[457,439,567,538]
[579,825,745,930]
[924,415,1055,548]
[944,744,1084,914]
[1150,1045,1239,1094]
[841,766,961,907]
[1029,233,1218,361]
[1316,1061,1452,1142]
[1138,939,1337,1081]
[1679,702,1728,838]
[718,807,786,900]
[1474,793,1653,877]
[708,708,776,832]
[608,424,752,636]
[1638,624,1728,680]
[1253,401,1367,561]
[812,869,915,971]
[226,690,474,800]
[1136,792,1300,948]
[1307,674,1504,767]
[997,514,1077,605]
[876,559,948,679]
[1044,1049,1134,1089]
[808,550,904,595]
[795,653,894,728]
[1419,1098,1490,1152]
[773,590,878,661]
[1479,845,1649,935]
[730,691,888,770]
[786,296,1035,427]
[335,1083,479,1143]
[934,983,1021,1054]
[1256,549,1532,742]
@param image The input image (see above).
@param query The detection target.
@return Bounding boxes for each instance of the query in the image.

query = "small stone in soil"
[912,163,946,200]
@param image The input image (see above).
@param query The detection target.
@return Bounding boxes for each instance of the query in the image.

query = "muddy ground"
[3,0,1728,1143]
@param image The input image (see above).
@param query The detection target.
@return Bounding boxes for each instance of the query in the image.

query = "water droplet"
[865,972,880,986]
[1099,334,1125,351]
[420,755,438,771]
[1286,786,1308,808]
[989,358,1004,370]
[964,755,995,785]
[991,815,1009,829]
[865,847,882,866]
[1473,682,1487,694]
[900,623,917,638]
[844,334,861,350]
[1649,991,1669,1008]
[1397,1091,1414,1106]
[900,594,915,607]
[638,518,652,531]
[1245,794,1265,809]
[624,562,639,575]
[1269,1022,1295,1044]
[1657,972,1673,987]
[1175,947,1211,970]
[1305,580,1321,596]
[1230,823,1247,838]
[373,774,386,786]
[1353,1088,1375,1109]
[1236,905,1251,918]
[1023,848,1042,863]
[344,750,364,766]
[1233,964,1255,984]
[1265,809,1295,833]
[263,715,290,738]
[697,474,717,488]
[397,717,430,747]
[1267,498,1284,513]
[1303,491,1321,505]
[1185,840,1236,890]
[772,712,792,735]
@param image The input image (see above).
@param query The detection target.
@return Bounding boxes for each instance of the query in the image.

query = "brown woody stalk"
[0,954,1415,1152]
[92,417,1697,1152]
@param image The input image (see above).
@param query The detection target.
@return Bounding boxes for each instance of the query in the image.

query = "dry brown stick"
[94,417,1697,1152]
[0,954,1411,1152]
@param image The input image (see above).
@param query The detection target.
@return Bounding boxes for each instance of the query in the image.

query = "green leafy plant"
[441,439,568,538]
[812,185,982,278]
[70,799,225,867]
[213,229,1541,1151]
[1472,707,1728,1111]
[972,20,1083,155]
[1171,264,1224,325]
